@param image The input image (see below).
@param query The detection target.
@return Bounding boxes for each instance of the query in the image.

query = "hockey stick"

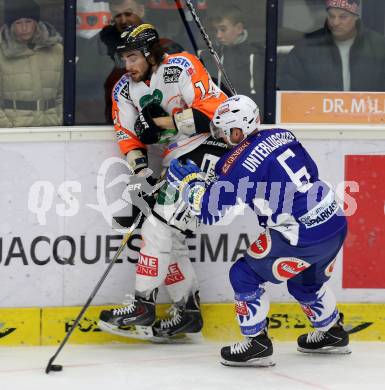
[45,211,143,374]
[174,0,200,57]
[179,0,237,96]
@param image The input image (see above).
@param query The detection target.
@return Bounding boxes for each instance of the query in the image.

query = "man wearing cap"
[0,0,63,127]
[279,0,385,91]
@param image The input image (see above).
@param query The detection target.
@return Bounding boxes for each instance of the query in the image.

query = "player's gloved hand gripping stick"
[167,158,206,214]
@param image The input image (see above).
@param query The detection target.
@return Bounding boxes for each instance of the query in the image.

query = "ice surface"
[1,342,384,390]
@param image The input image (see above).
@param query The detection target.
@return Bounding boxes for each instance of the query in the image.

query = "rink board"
[2,136,385,308]
[0,303,384,346]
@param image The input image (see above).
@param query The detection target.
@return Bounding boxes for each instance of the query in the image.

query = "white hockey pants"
[135,214,199,303]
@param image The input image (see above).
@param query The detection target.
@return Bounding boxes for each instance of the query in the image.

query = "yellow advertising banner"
[41,306,144,345]
[277,91,385,124]
[0,304,384,346]
[0,308,40,346]
[202,303,385,342]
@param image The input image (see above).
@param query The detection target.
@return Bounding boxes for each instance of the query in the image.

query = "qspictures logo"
[25,153,361,233]
[27,157,157,233]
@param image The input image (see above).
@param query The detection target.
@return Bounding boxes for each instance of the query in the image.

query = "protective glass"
[113,52,126,69]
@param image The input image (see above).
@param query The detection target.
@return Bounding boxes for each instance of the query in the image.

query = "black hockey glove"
[134,103,168,145]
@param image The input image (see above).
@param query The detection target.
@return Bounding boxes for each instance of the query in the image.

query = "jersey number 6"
[276,149,312,193]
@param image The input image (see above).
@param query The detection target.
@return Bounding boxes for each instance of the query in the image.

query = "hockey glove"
[114,173,158,231]
[167,159,206,214]
[134,103,168,145]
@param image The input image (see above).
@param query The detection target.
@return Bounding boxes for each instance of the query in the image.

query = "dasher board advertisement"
[1,137,385,307]
[277,91,385,124]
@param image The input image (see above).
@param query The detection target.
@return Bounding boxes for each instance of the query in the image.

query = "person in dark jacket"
[279,0,385,91]
[75,0,112,125]
[100,0,145,62]
[201,5,265,117]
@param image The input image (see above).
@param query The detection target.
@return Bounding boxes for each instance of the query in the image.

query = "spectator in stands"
[101,0,145,62]
[279,0,385,91]
[100,0,184,123]
[0,0,63,127]
[202,5,264,115]
[76,0,112,124]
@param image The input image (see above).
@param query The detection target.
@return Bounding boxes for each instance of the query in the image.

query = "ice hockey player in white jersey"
[98,24,228,341]
[167,95,351,364]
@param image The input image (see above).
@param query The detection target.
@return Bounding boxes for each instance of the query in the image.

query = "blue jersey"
[199,128,347,246]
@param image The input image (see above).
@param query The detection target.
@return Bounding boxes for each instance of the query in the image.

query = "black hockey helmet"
[116,23,159,58]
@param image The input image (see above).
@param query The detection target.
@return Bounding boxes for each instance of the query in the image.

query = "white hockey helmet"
[210,95,260,145]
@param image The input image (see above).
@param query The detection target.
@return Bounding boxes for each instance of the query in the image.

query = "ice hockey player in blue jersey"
[166,95,351,367]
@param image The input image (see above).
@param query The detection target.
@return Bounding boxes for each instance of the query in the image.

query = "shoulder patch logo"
[163,66,182,83]
[113,74,130,102]
[120,83,129,99]
[167,56,192,68]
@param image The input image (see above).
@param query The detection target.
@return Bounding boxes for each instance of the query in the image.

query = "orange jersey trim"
[111,91,145,155]
[162,133,208,158]
[164,53,228,119]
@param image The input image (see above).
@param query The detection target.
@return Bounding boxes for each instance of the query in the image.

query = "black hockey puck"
[50,364,63,372]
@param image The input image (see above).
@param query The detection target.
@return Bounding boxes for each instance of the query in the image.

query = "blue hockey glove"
[167,159,206,214]
[167,158,202,189]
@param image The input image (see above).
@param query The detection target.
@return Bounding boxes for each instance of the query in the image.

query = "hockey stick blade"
[346,322,373,335]
[46,360,63,374]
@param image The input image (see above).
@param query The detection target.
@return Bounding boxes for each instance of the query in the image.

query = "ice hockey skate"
[98,290,203,343]
[221,326,275,367]
[98,289,162,341]
[297,313,351,354]
[152,291,203,341]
